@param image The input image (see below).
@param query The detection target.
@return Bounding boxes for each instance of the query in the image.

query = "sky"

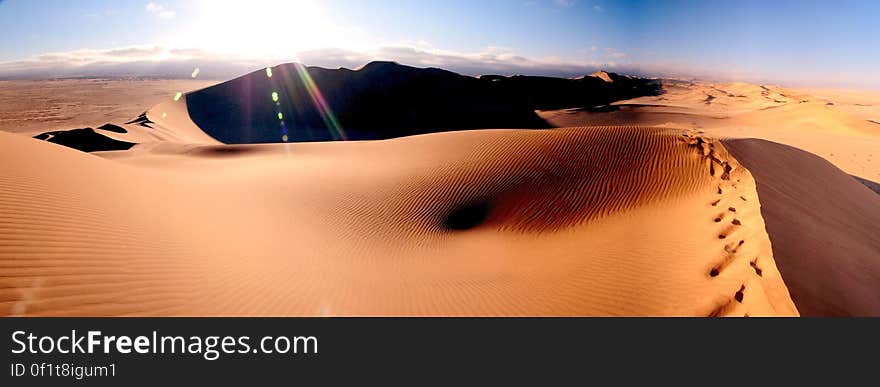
[0,0,877,88]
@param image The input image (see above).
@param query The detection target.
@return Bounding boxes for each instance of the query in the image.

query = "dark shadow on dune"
[566,103,668,113]
[125,112,154,128]
[185,61,661,144]
[724,138,880,316]
[443,200,492,231]
[185,145,266,157]
[852,175,880,194]
[33,128,135,152]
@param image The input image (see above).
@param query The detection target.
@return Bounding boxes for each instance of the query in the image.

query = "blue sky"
[0,0,877,88]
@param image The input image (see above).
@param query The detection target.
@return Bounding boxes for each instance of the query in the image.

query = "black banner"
[1,318,875,385]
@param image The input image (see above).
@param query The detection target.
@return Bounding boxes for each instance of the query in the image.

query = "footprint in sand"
[734,285,745,303]
[707,284,747,316]
[724,240,745,254]
[750,260,763,277]
[717,222,741,240]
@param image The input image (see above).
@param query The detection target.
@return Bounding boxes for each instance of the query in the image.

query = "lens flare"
[266,67,273,78]
[292,63,347,140]
[174,92,183,101]
[271,92,279,102]
[191,67,200,78]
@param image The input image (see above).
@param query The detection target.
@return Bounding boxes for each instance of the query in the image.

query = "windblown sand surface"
[539,81,879,180]
[540,81,880,316]
[0,78,217,136]
[724,139,880,316]
[0,125,796,316]
[0,69,877,316]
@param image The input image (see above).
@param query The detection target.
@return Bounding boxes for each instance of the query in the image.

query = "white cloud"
[145,2,175,19]
[554,0,576,8]
[593,5,603,12]
[0,43,623,80]
[1,42,860,88]
[604,48,626,59]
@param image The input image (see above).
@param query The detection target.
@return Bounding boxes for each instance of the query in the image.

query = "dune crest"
[589,71,614,83]
[184,61,660,143]
[724,138,880,316]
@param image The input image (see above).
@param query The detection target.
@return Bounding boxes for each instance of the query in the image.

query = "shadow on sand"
[185,61,662,144]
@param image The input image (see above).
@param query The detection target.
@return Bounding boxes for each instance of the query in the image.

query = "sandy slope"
[3,72,874,316]
[0,126,797,316]
[724,139,880,316]
[0,79,217,137]
[539,80,880,316]
[539,81,880,181]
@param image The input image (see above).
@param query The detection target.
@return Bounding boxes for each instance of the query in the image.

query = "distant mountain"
[185,61,661,144]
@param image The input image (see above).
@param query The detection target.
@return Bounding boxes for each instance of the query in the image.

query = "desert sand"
[538,81,879,181]
[0,126,797,316]
[540,80,880,316]
[1,63,877,316]
[0,78,217,137]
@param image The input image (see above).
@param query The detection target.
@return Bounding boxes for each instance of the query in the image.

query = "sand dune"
[12,63,660,149]
[724,139,880,316]
[3,64,877,316]
[0,78,217,137]
[185,61,659,143]
[0,126,797,316]
[537,79,880,316]
[539,80,880,180]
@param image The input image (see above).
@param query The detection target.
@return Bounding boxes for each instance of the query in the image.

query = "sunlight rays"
[292,64,346,141]
[264,63,347,142]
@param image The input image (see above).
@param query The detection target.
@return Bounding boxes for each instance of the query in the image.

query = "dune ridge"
[724,139,880,316]
[534,80,879,315]
[185,61,660,143]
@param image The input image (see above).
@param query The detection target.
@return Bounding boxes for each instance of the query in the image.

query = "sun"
[186,0,350,60]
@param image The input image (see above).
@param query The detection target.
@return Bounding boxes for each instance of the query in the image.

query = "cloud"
[301,46,601,77]
[105,46,166,58]
[593,5,603,12]
[553,0,576,8]
[0,43,626,80]
[1,42,861,88]
[604,48,626,59]
[0,45,252,79]
[145,2,175,19]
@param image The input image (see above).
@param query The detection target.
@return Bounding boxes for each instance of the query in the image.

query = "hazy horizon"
[1,0,878,89]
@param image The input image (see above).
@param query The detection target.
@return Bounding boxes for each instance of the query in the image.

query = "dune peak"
[589,70,615,83]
